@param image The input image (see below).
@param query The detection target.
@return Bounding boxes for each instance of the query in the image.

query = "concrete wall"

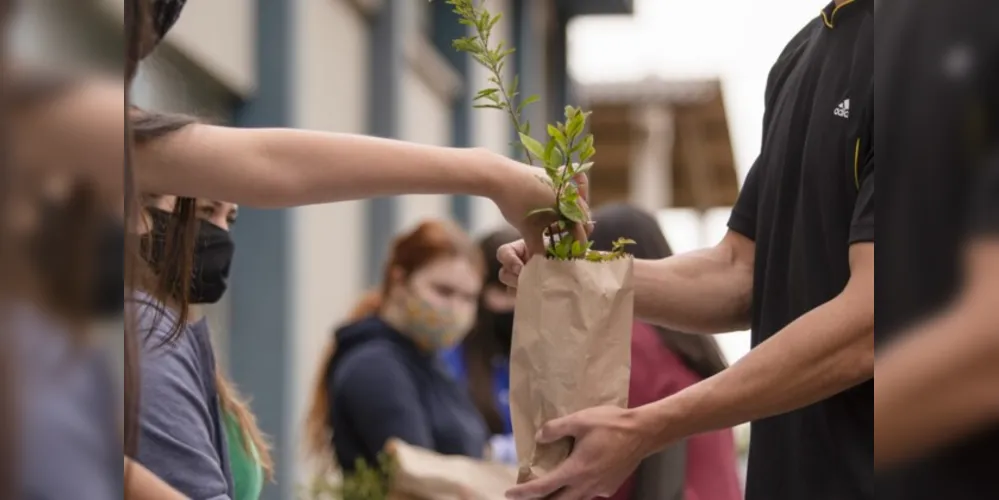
[397,66,455,232]
[95,0,256,96]
[287,0,370,486]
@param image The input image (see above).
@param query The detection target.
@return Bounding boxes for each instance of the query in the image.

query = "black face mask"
[94,218,125,318]
[142,208,235,305]
[492,311,515,357]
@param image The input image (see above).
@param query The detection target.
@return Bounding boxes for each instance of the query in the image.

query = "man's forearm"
[633,241,753,334]
[636,287,874,448]
[874,301,999,468]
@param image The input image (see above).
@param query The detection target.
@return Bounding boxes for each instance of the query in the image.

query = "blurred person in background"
[4,179,124,500]
[134,194,273,500]
[305,220,490,473]
[873,0,999,498]
[590,204,741,500]
[440,227,521,465]
[501,1,874,498]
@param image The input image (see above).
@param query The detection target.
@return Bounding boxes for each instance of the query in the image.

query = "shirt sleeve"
[969,59,999,236]
[729,159,761,241]
[729,55,784,241]
[969,148,999,236]
[334,346,434,459]
[850,145,875,243]
[137,328,231,500]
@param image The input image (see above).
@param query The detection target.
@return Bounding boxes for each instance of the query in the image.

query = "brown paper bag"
[386,439,518,500]
[510,256,634,483]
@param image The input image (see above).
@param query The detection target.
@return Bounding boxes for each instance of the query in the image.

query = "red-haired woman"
[305,220,490,472]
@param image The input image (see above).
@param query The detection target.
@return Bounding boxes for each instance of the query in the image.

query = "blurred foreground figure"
[875,0,999,498]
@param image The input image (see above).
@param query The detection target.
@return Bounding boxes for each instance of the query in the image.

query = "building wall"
[95,0,256,96]
[397,67,454,232]
[287,0,370,487]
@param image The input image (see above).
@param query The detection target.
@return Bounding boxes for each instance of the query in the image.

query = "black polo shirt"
[727,1,873,499]
[876,0,999,498]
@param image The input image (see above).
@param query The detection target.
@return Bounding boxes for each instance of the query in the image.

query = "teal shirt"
[224,412,264,500]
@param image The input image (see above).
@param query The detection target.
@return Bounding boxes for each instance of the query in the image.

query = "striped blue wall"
[228,0,295,498]
[364,0,403,286]
[432,1,473,230]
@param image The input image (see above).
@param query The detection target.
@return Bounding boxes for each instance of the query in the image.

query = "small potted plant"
[445,0,636,484]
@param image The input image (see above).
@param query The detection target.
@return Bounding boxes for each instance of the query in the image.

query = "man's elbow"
[844,327,876,384]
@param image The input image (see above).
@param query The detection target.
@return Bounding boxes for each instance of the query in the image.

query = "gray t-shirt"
[12,306,122,500]
[134,295,234,500]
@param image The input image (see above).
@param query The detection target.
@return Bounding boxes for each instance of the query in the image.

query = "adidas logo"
[833,99,850,119]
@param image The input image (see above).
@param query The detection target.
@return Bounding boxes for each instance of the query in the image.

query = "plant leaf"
[518,94,540,113]
[566,113,585,139]
[519,133,546,160]
[474,88,499,101]
[474,103,504,110]
[547,124,567,149]
[574,162,594,176]
[544,137,557,164]
[559,198,586,223]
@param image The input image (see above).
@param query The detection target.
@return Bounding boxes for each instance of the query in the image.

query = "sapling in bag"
[445,0,635,483]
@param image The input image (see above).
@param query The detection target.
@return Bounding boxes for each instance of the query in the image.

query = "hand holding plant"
[441,0,638,487]
[445,0,636,260]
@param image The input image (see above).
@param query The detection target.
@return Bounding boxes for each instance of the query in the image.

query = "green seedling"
[443,0,633,261]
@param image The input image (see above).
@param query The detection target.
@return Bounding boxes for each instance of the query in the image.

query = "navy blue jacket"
[327,317,488,471]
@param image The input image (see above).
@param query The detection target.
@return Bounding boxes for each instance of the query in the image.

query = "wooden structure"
[578,77,740,212]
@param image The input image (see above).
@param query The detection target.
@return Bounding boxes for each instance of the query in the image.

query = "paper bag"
[386,439,518,500]
[510,256,634,483]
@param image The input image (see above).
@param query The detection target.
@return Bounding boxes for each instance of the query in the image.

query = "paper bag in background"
[386,439,517,500]
[510,257,634,483]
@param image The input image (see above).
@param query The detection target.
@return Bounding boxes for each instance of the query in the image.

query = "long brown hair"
[124,0,198,463]
[303,220,484,469]
[589,203,729,379]
[461,227,520,435]
[216,371,275,480]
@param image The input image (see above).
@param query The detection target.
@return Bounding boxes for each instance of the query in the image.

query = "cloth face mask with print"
[398,289,474,351]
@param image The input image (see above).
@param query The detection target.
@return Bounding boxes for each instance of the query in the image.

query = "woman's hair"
[215,371,275,480]
[460,227,520,435]
[303,220,484,468]
[123,0,197,467]
[589,203,730,380]
[141,193,275,479]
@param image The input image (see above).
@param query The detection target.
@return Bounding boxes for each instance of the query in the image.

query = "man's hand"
[504,406,657,500]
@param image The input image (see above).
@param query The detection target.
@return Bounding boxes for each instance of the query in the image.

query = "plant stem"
[471,2,534,166]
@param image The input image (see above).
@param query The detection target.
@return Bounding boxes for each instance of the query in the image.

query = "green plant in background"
[443,0,633,261]
[300,455,396,500]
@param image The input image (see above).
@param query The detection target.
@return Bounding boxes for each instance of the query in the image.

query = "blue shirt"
[328,317,489,471]
[440,345,512,435]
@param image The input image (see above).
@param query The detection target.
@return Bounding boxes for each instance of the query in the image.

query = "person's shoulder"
[336,339,409,378]
[762,17,823,100]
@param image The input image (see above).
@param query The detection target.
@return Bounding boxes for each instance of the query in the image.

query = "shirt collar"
[821,0,867,29]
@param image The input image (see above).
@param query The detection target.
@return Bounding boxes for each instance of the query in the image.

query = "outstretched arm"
[22,80,554,228]
[633,230,755,334]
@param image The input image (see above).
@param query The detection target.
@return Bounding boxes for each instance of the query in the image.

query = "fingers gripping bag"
[509,256,634,482]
